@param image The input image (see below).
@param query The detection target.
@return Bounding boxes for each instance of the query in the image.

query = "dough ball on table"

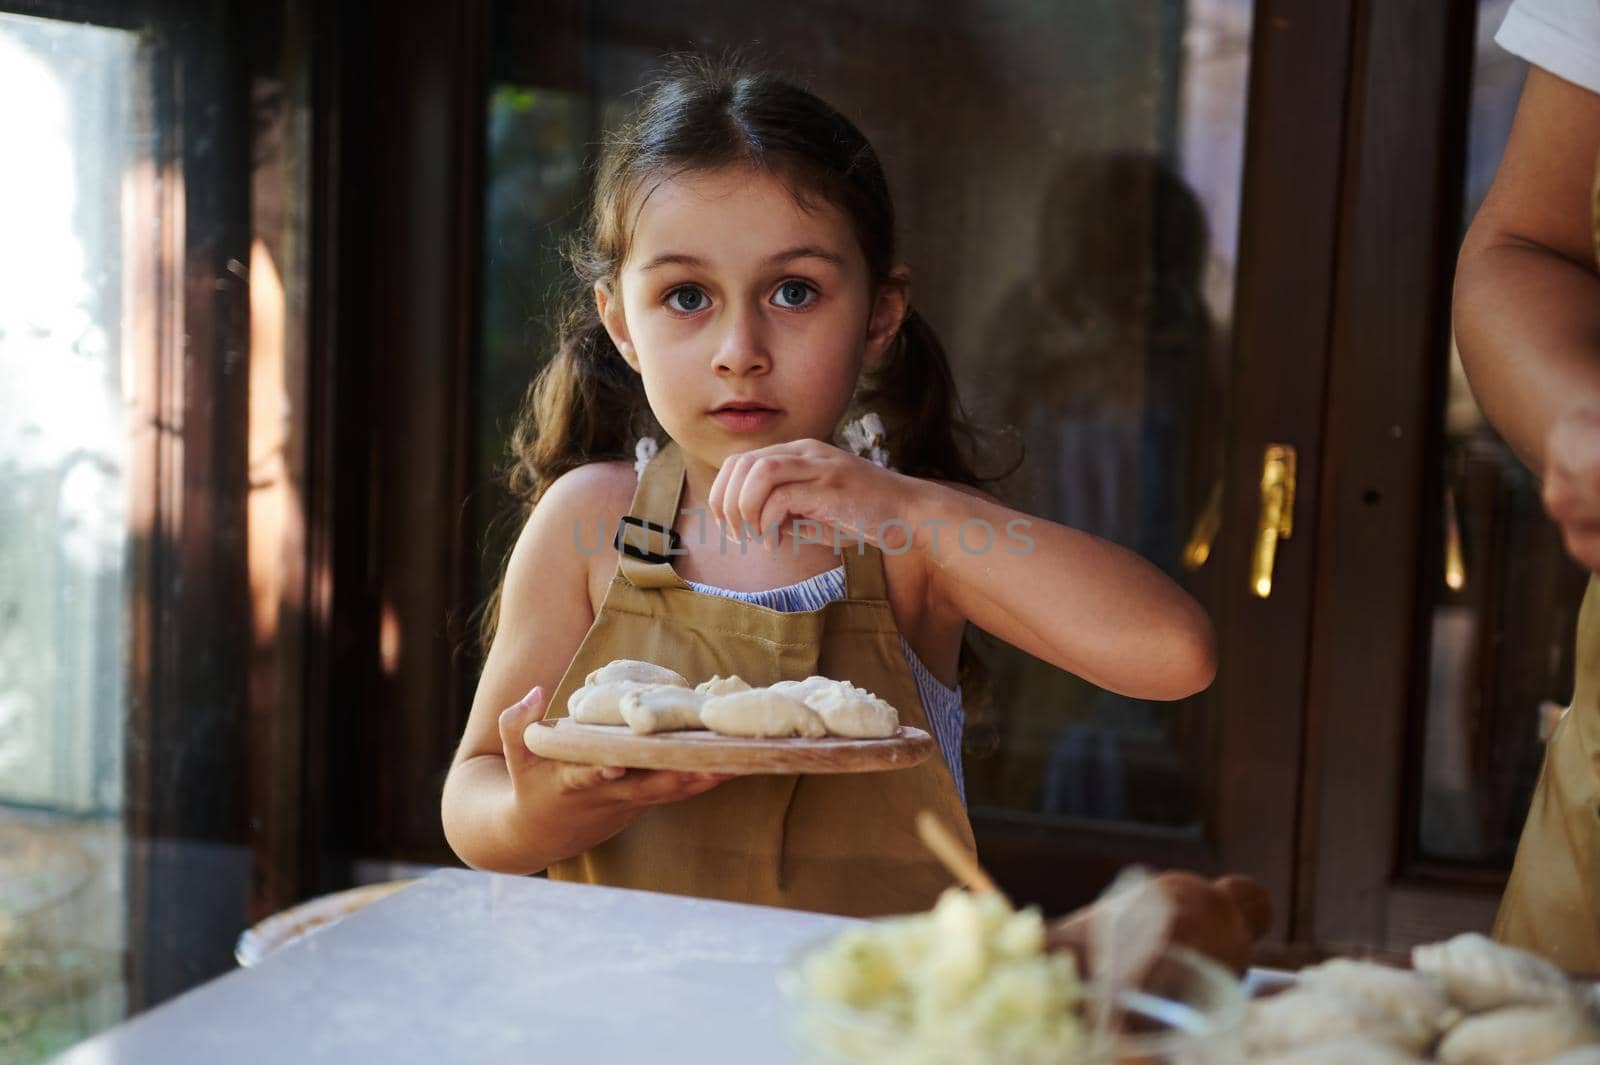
[569,680,658,726]
[1436,1004,1600,1065]
[1411,932,1577,1012]
[803,681,899,738]
[620,686,709,734]
[767,675,836,701]
[1295,958,1461,1043]
[584,659,689,689]
[1244,988,1435,1058]
[695,674,752,697]
[1253,1037,1428,1065]
[701,689,827,739]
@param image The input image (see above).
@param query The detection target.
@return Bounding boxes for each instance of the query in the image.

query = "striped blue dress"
[681,564,967,803]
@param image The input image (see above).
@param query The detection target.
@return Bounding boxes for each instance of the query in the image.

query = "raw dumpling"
[584,659,689,689]
[803,681,899,738]
[767,675,837,701]
[1245,988,1435,1057]
[1253,1037,1428,1065]
[569,680,657,725]
[1294,958,1460,1043]
[620,686,709,734]
[1436,1004,1600,1065]
[1411,932,1575,1012]
[695,674,752,697]
[701,688,827,738]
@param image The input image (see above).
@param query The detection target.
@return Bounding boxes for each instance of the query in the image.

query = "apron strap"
[617,439,689,590]
[841,538,888,601]
[616,437,892,601]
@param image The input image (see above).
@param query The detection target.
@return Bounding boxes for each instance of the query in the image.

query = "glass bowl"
[779,936,1247,1065]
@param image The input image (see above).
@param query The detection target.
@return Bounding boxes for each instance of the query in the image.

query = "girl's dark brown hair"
[482,54,1018,704]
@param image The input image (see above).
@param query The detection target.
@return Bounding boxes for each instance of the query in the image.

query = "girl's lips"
[710,408,782,433]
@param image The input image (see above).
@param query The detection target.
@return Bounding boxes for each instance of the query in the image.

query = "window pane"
[0,12,138,1061]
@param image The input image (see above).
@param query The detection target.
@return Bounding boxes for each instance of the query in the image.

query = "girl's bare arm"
[440,463,727,874]
[910,481,1217,702]
[1454,66,1600,476]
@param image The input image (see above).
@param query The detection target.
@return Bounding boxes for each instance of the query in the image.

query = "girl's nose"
[711,305,771,376]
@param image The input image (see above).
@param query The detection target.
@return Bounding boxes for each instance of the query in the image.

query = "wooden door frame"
[317,0,490,870]
[1296,0,1489,956]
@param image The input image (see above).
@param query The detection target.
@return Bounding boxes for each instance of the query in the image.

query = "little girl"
[440,57,1216,917]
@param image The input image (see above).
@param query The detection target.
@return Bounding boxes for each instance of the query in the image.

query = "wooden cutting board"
[524,718,934,774]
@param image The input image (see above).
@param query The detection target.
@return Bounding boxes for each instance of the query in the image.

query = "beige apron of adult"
[541,439,976,917]
[1491,157,1600,970]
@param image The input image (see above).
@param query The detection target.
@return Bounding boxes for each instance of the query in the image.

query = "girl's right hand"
[496,686,735,818]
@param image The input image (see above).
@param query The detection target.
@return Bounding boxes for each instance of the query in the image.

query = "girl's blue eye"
[774,281,815,309]
[666,287,706,313]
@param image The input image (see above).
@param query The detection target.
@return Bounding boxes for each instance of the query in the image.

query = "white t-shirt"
[1498,0,1600,94]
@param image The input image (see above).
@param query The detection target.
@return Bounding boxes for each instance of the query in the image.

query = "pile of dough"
[802,680,898,738]
[1243,935,1600,1063]
[703,674,900,739]
[1412,933,1577,1012]
[700,688,827,738]
[619,686,709,734]
[1295,959,1461,1043]
[695,674,752,696]
[585,659,689,689]
[569,680,657,726]
[1435,1005,1600,1065]
[564,659,901,741]
[1246,986,1436,1058]
[566,659,691,725]
[767,675,837,701]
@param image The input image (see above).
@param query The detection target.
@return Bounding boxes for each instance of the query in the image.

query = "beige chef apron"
[1491,157,1600,970]
[542,439,975,917]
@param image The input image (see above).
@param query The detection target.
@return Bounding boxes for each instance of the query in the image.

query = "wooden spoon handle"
[916,811,1001,896]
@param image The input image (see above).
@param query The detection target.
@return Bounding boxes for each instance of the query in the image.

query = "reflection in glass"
[0,13,137,1060]
[476,0,1254,833]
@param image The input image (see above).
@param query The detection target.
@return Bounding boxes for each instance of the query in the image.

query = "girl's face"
[596,166,908,468]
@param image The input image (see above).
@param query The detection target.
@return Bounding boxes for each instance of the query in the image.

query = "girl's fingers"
[557,763,628,791]
[759,484,808,545]
[720,455,754,540]
[498,686,548,775]
[709,451,749,536]
[565,768,733,804]
[738,455,804,539]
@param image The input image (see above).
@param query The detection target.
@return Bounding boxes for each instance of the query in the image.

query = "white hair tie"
[840,412,890,469]
[633,436,660,479]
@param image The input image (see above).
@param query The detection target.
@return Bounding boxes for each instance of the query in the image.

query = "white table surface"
[53,869,863,1064]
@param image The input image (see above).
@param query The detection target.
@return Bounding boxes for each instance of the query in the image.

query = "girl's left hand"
[707,438,917,551]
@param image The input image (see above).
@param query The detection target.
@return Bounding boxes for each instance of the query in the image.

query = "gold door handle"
[1251,444,1297,598]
